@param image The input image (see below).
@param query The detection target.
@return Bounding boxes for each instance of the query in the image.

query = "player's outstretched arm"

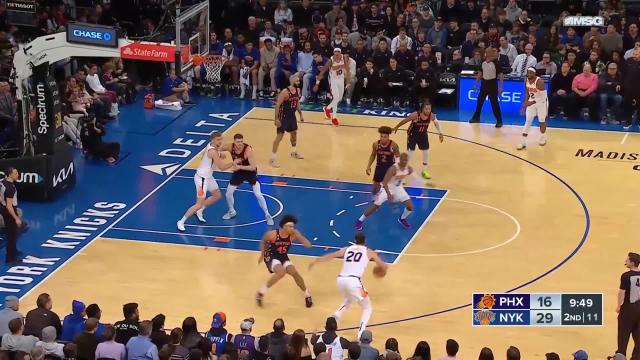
[393,112,416,133]
[293,230,313,248]
[309,248,347,270]
[367,249,388,271]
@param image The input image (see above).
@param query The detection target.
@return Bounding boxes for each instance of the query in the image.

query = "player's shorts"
[374,184,410,206]
[230,170,259,186]
[277,116,298,134]
[407,132,429,151]
[337,275,368,302]
[373,164,392,183]
[265,256,293,273]
[526,100,548,123]
[194,175,219,198]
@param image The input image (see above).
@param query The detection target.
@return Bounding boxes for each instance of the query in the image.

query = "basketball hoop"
[201,55,228,83]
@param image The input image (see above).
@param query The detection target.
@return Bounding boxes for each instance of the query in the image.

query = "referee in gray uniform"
[469,47,504,128]
[617,252,640,360]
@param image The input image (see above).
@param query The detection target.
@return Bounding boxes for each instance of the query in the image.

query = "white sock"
[334,299,352,319]
[304,289,311,297]
[253,183,270,216]
[407,149,415,162]
[422,149,429,165]
[259,286,268,294]
[197,206,205,214]
[271,152,277,160]
[521,135,528,145]
[225,185,237,212]
[291,146,296,153]
[358,214,366,222]
[179,216,186,223]
[401,208,412,220]
[358,297,373,337]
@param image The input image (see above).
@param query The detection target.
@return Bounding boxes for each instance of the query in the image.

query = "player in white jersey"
[355,152,415,230]
[316,48,350,126]
[309,232,387,338]
[177,132,236,231]
[517,67,548,150]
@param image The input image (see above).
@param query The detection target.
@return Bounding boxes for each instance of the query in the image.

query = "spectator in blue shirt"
[72,304,106,342]
[275,43,298,89]
[209,32,224,55]
[61,300,85,342]
[126,321,158,360]
[309,51,329,98]
[236,42,261,99]
[427,17,448,49]
[561,27,583,49]
[161,68,193,105]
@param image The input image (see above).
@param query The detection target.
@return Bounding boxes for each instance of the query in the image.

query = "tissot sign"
[66,23,118,48]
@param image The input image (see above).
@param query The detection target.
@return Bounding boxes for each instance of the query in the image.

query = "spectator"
[372,39,393,70]
[478,348,493,360]
[511,44,537,77]
[408,342,430,360]
[351,38,370,69]
[347,343,360,360]
[623,47,640,129]
[623,23,639,52]
[311,318,349,360]
[312,342,326,358]
[545,353,560,360]
[162,68,193,105]
[292,0,314,27]
[566,50,581,73]
[253,0,274,24]
[395,41,415,71]
[484,24,500,49]
[35,326,64,359]
[114,303,140,345]
[261,21,278,40]
[274,1,293,27]
[81,117,120,163]
[572,350,587,360]
[150,315,170,350]
[549,61,575,118]
[285,329,311,360]
[315,33,333,59]
[499,36,517,66]
[95,325,126,360]
[24,294,62,338]
[585,50,606,75]
[354,59,382,104]
[514,10,531,34]
[624,41,640,60]
[536,52,558,76]
[264,319,289,360]
[407,18,423,41]
[506,347,519,360]
[275,43,298,89]
[82,304,106,341]
[466,49,484,67]
[160,328,189,360]
[0,296,22,336]
[259,38,279,95]
[255,336,271,360]
[372,30,392,55]
[0,81,16,146]
[231,319,256,360]
[570,63,599,121]
[344,53,357,105]
[583,26,602,51]
[602,23,623,56]
[461,29,480,59]
[440,339,459,360]
[384,338,400,360]
[447,18,465,49]
[598,62,623,124]
[1,318,38,353]
[610,50,627,75]
[561,27,582,49]
[74,319,99,360]
[85,64,118,112]
[183,317,212,357]
[506,22,525,50]
[504,0,522,23]
[365,4,385,36]
[446,49,465,73]
[62,300,86,342]
[325,0,347,30]
[440,0,463,23]
[309,51,329,99]
[495,10,512,34]
[334,32,352,54]
[391,27,413,54]
[358,331,379,360]
[427,17,447,49]
[126,321,158,360]
[382,56,410,107]
[64,343,78,360]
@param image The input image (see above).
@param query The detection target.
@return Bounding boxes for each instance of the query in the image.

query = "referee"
[617,252,640,360]
[0,167,22,264]
[469,47,504,128]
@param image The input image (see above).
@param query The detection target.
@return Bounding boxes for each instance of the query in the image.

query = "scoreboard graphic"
[472,293,603,326]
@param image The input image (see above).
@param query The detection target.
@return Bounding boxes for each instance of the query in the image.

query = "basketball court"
[9,96,640,358]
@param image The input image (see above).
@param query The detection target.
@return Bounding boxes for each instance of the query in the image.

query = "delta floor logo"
[575,148,640,172]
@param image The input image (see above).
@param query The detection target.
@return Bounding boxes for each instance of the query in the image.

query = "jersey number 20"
[346,251,363,262]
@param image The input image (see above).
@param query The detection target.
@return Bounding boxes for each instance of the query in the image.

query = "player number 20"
[346,251,363,262]
[536,313,553,324]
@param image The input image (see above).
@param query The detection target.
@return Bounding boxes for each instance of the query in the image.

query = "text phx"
[499,296,524,307]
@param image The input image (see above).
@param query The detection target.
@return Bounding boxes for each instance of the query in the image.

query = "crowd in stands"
[0,293,598,360]
[201,0,640,126]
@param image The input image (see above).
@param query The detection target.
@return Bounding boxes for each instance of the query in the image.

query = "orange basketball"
[373,265,387,278]
[192,54,203,66]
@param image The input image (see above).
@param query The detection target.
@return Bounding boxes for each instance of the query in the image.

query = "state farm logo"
[123,48,133,56]
[575,148,640,172]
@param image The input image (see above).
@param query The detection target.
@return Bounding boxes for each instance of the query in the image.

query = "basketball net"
[203,55,227,83]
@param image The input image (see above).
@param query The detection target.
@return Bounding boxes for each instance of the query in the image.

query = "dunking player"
[309,232,387,338]
[365,126,400,199]
[317,48,349,126]
[257,214,313,308]
[177,132,236,231]
[517,67,548,150]
[219,134,273,225]
[392,101,444,179]
[272,75,304,168]
[355,153,415,230]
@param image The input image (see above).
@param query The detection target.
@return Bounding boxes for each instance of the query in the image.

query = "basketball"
[192,54,203,66]
[373,264,387,278]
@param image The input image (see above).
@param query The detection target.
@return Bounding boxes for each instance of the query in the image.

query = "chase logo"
[67,23,118,48]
